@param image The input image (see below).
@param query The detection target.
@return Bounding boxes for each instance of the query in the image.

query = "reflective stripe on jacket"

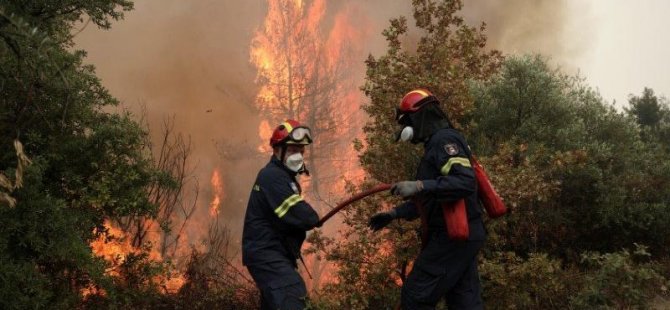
[394,127,485,241]
[242,156,319,266]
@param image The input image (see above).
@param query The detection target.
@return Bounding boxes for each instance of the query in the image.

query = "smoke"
[353,0,592,71]
[74,0,587,258]
[461,0,593,71]
[75,0,268,252]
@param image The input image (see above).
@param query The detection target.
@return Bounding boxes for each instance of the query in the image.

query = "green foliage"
[480,252,577,309]
[0,162,106,309]
[0,0,182,308]
[570,245,667,309]
[83,246,171,309]
[469,55,670,259]
[626,87,668,128]
[0,139,32,207]
[359,0,502,184]
[626,88,670,153]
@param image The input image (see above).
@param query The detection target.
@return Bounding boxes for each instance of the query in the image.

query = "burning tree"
[250,0,368,288]
[250,0,363,198]
[116,114,199,261]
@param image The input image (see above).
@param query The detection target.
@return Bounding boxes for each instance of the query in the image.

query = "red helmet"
[398,88,436,114]
[269,119,313,147]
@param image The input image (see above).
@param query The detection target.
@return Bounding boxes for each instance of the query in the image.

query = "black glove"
[390,180,423,198]
[368,210,397,231]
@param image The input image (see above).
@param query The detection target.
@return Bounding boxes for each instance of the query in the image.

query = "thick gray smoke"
[75,1,267,245]
[462,0,592,71]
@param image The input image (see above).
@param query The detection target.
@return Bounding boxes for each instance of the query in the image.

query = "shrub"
[570,245,667,309]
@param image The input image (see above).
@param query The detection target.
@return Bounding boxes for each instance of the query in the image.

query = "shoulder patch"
[289,182,300,194]
[253,184,260,191]
[444,143,459,156]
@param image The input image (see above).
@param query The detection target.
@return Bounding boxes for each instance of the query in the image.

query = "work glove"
[368,210,396,232]
[390,180,423,198]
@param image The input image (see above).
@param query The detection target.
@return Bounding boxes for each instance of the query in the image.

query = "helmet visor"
[288,127,312,144]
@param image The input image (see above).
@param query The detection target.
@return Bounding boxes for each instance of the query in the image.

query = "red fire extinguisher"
[472,156,507,218]
[439,156,507,241]
[415,198,469,243]
[442,199,469,241]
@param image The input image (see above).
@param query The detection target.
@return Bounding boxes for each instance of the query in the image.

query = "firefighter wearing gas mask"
[242,119,319,310]
[368,89,486,309]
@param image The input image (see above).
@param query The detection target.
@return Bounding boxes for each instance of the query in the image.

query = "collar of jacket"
[423,126,451,147]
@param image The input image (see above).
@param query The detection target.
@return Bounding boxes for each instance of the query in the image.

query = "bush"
[480,252,576,309]
[570,245,667,309]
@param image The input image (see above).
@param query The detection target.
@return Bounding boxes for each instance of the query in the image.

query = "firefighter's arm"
[276,199,319,230]
[393,200,419,220]
[369,201,418,231]
[261,172,319,231]
[420,137,475,201]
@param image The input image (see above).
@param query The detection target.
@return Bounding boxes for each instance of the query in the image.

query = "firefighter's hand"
[390,180,423,198]
[368,210,396,232]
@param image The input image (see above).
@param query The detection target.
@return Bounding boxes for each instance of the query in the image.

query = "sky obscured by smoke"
[74,0,670,249]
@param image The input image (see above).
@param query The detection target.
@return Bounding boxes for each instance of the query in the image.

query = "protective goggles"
[286,126,313,144]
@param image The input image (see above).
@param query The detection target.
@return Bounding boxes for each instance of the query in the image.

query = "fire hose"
[297,183,391,279]
[317,183,392,226]
[315,160,507,227]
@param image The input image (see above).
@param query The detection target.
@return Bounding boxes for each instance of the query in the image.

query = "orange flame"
[209,168,224,216]
[250,0,372,289]
[250,0,326,126]
[258,120,273,152]
[88,220,186,294]
[90,220,140,272]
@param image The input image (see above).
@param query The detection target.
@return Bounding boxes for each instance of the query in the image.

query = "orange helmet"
[394,88,451,143]
[269,119,313,147]
[398,88,437,115]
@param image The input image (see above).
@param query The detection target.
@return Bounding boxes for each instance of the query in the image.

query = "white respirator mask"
[398,126,414,142]
[285,153,304,172]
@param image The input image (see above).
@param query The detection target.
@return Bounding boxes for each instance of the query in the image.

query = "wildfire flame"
[250,0,371,289]
[210,168,224,216]
[88,220,185,295]
[90,220,137,276]
[250,0,325,130]
[258,120,273,152]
